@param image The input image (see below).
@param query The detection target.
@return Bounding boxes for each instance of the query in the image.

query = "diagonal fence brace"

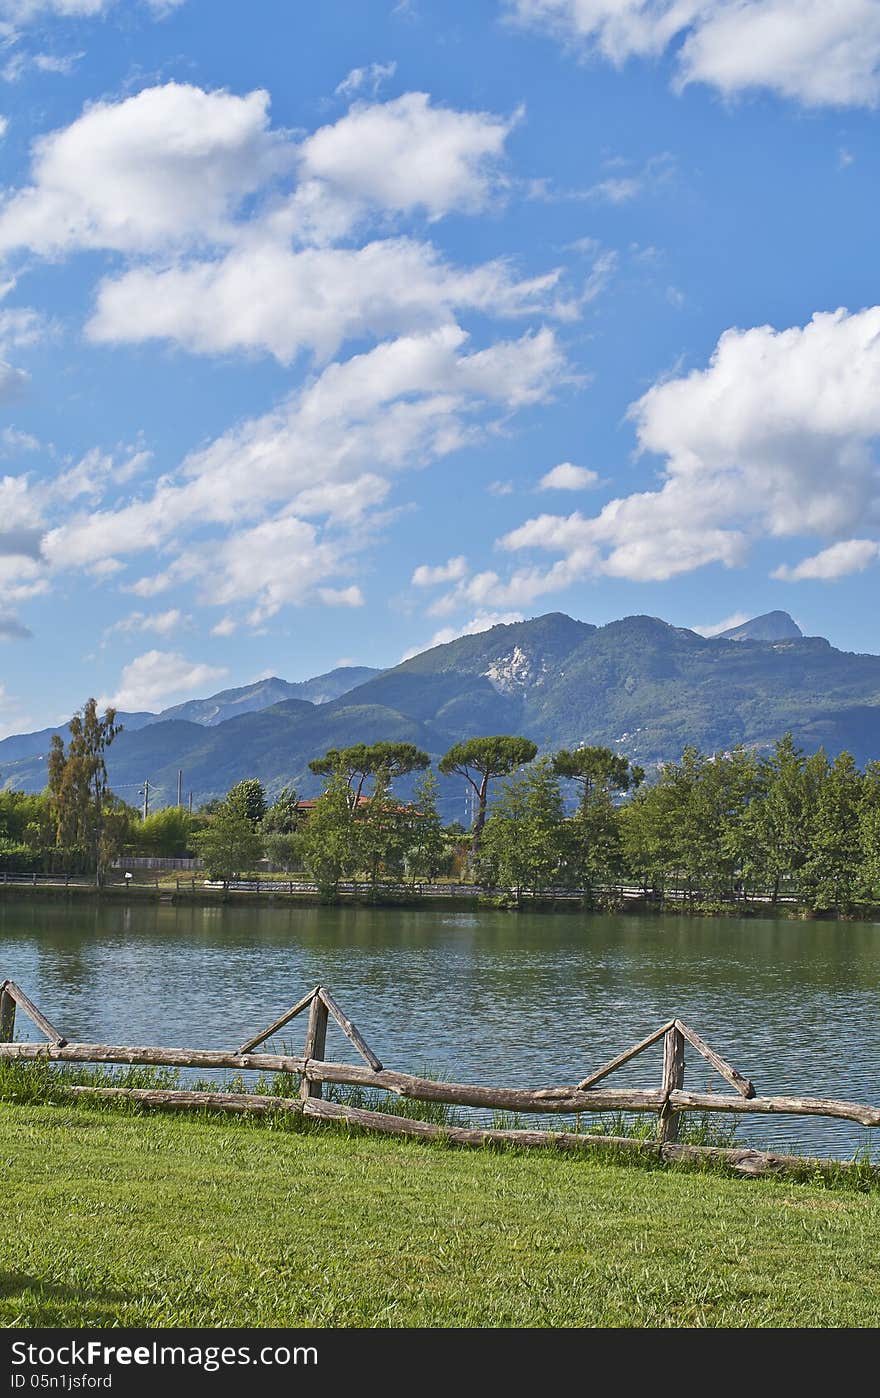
[1,979,67,1047]
[238,986,320,1055]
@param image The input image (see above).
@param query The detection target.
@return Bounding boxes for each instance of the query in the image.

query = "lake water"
[1,896,879,1159]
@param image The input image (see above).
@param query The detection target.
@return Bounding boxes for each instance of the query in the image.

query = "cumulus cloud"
[539,461,598,490]
[102,649,226,712]
[317,585,365,606]
[488,305,880,597]
[773,539,880,581]
[87,237,566,363]
[0,83,288,257]
[299,92,517,220]
[402,610,525,659]
[504,0,880,108]
[411,555,468,586]
[43,324,563,618]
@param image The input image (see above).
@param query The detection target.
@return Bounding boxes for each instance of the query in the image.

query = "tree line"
[2,699,880,914]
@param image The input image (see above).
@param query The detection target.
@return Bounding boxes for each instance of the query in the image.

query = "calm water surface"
[2,897,879,1158]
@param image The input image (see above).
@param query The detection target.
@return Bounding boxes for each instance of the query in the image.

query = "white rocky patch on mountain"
[482,645,548,694]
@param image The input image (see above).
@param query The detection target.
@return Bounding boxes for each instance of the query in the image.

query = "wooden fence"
[1,977,877,1179]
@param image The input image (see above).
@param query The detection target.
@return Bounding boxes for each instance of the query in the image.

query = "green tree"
[357,768,411,898]
[309,742,429,809]
[261,786,300,834]
[802,751,863,913]
[224,778,267,826]
[479,759,571,902]
[405,770,450,883]
[741,735,825,901]
[553,746,644,897]
[191,809,264,887]
[859,761,880,903]
[133,806,191,856]
[438,735,538,852]
[47,699,124,883]
[299,767,359,899]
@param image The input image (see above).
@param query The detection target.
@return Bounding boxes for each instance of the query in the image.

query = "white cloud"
[0,426,39,452]
[87,236,566,363]
[45,324,563,618]
[691,611,751,637]
[773,539,880,581]
[299,91,517,220]
[210,616,237,638]
[0,83,287,257]
[505,0,880,108]
[2,51,83,82]
[539,461,598,490]
[317,585,365,606]
[104,608,185,639]
[334,61,397,99]
[411,555,468,586]
[102,649,226,712]
[402,610,525,659]
[0,0,183,19]
[492,305,880,591]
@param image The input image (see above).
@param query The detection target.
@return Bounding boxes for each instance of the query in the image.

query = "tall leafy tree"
[802,751,863,913]
[479,759,571,902]
[742,735,824,901]
[225,778,268,826]
[309,742,429,810]
[438,735,538,851]
[299,766,360,898]
[357,767,412,898]
[191,809,264,888]
[553,746,644,896]
[405,770,450,883]
[47,699,123,883]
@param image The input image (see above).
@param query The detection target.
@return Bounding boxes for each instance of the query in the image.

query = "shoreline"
[0,879,873,921]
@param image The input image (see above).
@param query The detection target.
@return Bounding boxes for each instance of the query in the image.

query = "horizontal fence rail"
[1,978,877,1178]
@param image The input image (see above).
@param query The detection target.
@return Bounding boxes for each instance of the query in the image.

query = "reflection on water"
[1,897,879,1158]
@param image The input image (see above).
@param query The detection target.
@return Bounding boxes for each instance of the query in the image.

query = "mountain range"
[4,609,880,818]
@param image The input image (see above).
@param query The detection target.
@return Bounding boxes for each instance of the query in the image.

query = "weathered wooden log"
[300,1059,664,1113]
[669,1090,880,1128]
[0,1042,308,1073]
[317,987,383,1072]
[675,1020,755,1099]
[3,980,67,1047]
[54,1085,878,1178]
[68,1086,303,1115]
[659,1023,685,1144]
[300,994,328,1101]
[300,1099,878,1178]
[238,986,319,1054]
[0,983,15,1044]
[576,1021,673,1090]
[300,1097,664,1155]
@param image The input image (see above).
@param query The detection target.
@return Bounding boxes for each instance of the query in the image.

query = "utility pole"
[177,769,183,808]
[142,779,150,822]
[188,791,193,814]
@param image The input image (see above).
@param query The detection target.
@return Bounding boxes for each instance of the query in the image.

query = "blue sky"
[2,0,880,734]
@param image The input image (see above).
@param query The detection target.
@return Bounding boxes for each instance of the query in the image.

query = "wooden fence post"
[659,1023,685,1143]
[0,985,15,1043]
[300,992,329,1101]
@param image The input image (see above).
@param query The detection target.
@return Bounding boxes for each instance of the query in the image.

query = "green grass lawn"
[2,1099,880,1328]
